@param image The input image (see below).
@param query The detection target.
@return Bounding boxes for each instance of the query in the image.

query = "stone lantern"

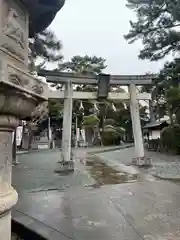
[0,0,65,239]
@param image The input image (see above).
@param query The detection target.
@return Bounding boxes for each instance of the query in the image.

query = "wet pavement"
[95,147,180,180]
[13,149,94,193]
[85,156,138,185]
[12,148,180,239]
[13,181,180,240]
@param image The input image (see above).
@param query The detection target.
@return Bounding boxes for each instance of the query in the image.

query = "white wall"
[149,130,160,140]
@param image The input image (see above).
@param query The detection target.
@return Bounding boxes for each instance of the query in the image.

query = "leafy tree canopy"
[82,115,100,128]
[58,55,107,74]
[140,58,180,121]
[48,100,64,119]
[29,30,63,72]
[124,0,180,60]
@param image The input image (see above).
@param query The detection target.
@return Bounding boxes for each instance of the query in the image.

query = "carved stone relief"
[9,74,22,85]
[6,64,45,96]
[32,83,44,95]
[2,8,25,50]
[0,1,28,64]
[7,66,29,87]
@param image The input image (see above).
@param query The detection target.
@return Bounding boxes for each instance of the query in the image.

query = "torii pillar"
[62,81,73,162]
[55,81,74,173]
[129,84,151,166]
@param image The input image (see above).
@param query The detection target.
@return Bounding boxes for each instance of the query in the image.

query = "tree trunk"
[92,126,101,146]
[167,104,173,125]
[149,100,155,122]
[28,125,33,150]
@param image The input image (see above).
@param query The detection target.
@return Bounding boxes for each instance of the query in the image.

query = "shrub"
[160,124,180,154]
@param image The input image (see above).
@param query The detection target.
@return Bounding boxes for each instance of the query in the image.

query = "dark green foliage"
[102,125,125,145]
[148,124,180,153]
[35,100,64,135]
[29,30,63,72]
[58,55,107,74]
[125,0,180,60]
[51,55,107,90]
[140,58,180,122]
[82,115,100,127]
[158,59,180,118]
[167,87,180,109]
[104,118,117,126]
[48,100,64,119]
[160,124,180,153]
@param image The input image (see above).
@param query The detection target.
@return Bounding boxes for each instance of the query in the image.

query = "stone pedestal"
[55,160,75,174]
[0,212,12,239]
[0,84,45,240]
[0,1,46,239]
[129,84,151,166]
[0,116,19,239]
[132,157,152,167]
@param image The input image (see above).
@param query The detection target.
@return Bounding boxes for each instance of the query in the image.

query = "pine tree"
[58,55,107,74]
[29,29,63,72]
[124,0,180,60]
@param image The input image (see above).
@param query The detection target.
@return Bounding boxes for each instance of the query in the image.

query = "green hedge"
[147,124,180,154]
[161,124,180,154]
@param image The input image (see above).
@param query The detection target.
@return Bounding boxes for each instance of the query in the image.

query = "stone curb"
[87,144,134,155]
[148,163,180,181]
[16,145,134,156]
[150,173,180,181]
[17,148,60,155]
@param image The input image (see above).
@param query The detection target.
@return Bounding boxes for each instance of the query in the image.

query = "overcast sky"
[50,0,170,75]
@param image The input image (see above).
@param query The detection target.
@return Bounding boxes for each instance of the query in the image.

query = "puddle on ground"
[82,157,139,186]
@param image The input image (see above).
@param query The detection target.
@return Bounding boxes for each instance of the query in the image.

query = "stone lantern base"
[0,82,46,239]
[132,157,152,167]
[55,161,75,174]
[0,0,47,239]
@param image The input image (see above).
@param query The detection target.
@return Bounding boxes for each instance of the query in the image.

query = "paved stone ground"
[96,147,180,180]
[13,149,94,193]
[13,145,133,193]
[12,149,180,239]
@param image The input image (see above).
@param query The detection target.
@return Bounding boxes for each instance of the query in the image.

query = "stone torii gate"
[39,70,154,168]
